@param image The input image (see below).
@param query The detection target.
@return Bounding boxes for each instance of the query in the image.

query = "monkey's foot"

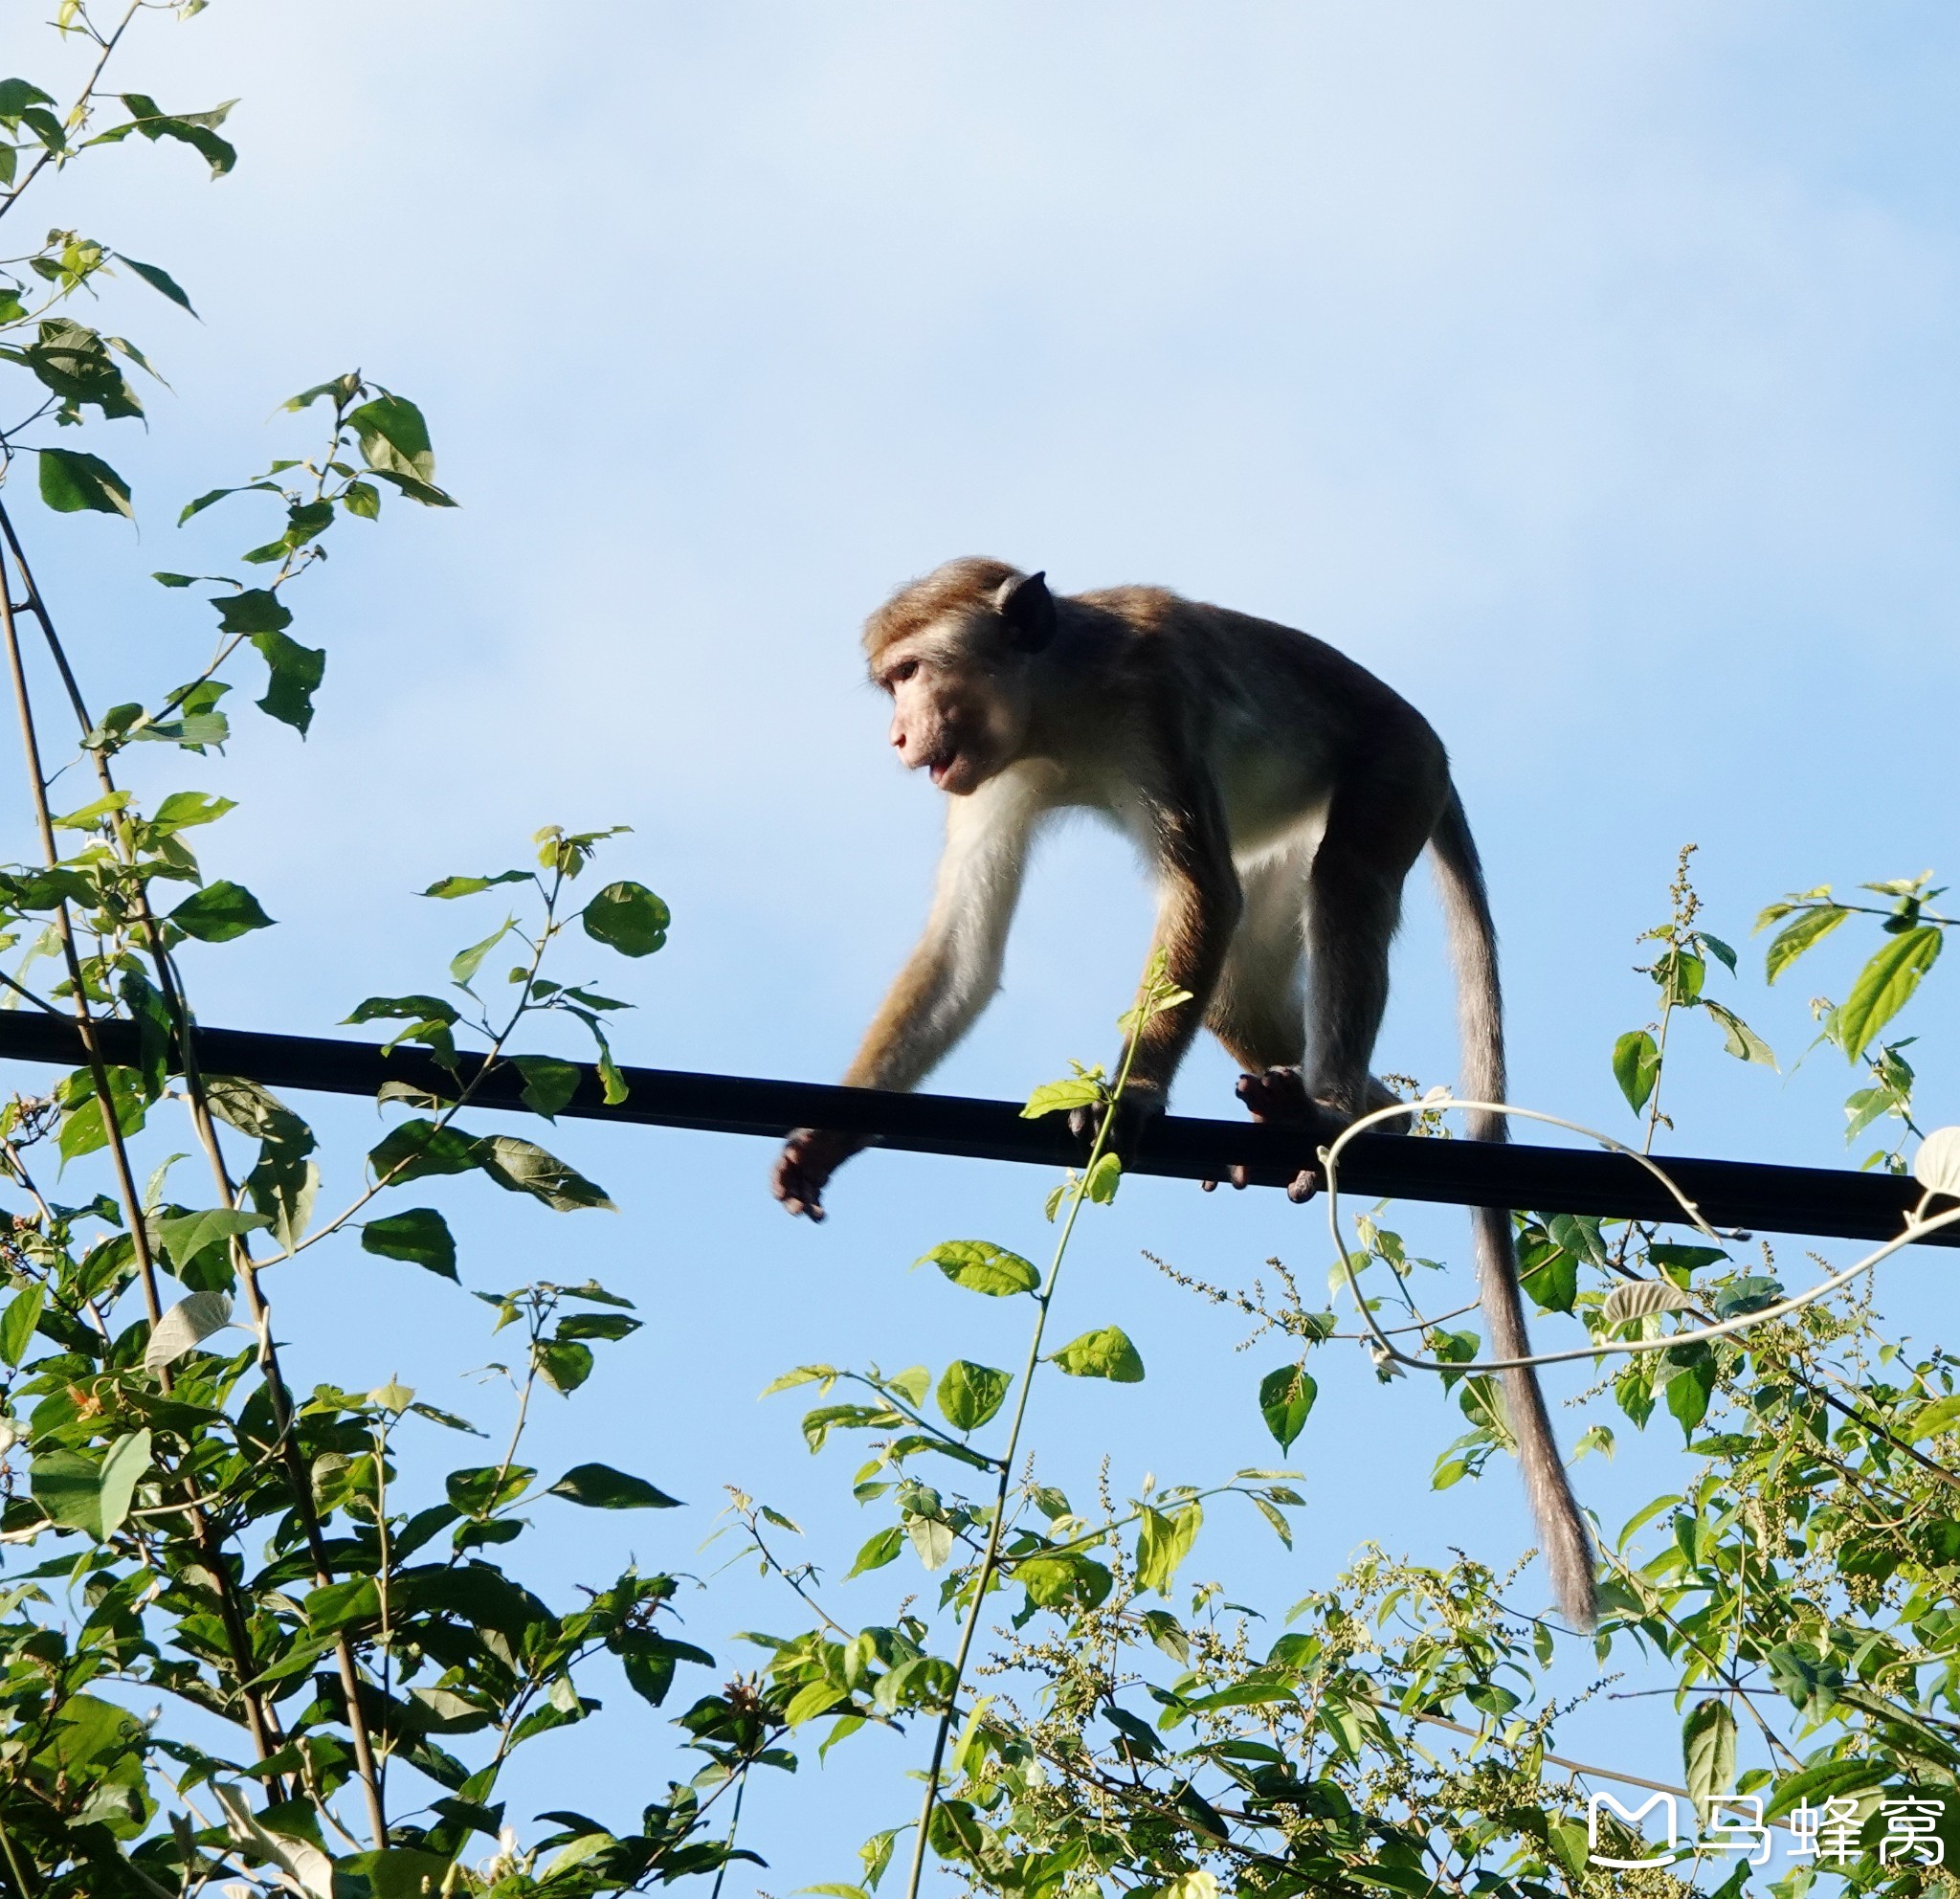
[1199,1067,1324,1201]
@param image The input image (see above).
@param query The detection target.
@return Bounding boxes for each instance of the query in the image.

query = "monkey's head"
[863,559,1058,797]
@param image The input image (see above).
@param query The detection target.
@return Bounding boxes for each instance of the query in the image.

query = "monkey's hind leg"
[1302,771,1435,1125]
[1202,853,1321,1195]
[1205,851,1308,1077]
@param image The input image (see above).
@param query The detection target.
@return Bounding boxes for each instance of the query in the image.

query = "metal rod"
[0,1011,1945,1248]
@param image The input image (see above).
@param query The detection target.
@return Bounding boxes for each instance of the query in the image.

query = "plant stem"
[0,553,288,1773]
[0,506,386,1842]
[0,0,144,229]
[707,1768,746,1899]
[901,974,1164,1899]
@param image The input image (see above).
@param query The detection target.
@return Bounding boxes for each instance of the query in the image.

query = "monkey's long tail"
[1430,790,1598,1631]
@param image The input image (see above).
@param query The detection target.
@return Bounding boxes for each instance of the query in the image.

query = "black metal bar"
[0,1010,1946,1248]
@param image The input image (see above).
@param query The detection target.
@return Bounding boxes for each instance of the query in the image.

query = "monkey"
[770,558,1596,1629]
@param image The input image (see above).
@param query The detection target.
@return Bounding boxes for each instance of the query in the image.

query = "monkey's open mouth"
[924,746,962,788]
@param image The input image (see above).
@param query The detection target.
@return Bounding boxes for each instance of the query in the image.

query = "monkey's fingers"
[1237,1066,1316,1121]
[1199,1166,1258,1191]
[774,1176,827,1220]
[1285,1167,1321,1205]
[771,1143,830,1221]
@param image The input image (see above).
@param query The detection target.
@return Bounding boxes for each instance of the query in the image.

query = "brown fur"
[775,559,1597,1628]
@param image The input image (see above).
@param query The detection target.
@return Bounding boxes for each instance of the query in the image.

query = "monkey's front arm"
[773,777,1041,1218]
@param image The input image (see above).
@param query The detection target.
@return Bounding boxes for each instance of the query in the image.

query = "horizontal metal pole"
[0,1010,1947,1249]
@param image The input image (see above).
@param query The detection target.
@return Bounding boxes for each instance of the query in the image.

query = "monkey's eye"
[888,659,921,686]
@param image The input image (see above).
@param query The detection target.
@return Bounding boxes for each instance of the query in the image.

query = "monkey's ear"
[994,570,1058,652]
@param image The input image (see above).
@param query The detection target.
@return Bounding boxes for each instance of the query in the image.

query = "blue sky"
[11,1,1960,1883]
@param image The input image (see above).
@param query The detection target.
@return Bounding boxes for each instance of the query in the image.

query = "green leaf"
[1084,1150,1122,1204]
[917,1240,1039,1297]
[534,1338,594,1394]
[1702,999,1777,1069]
[53,789,130,832]
[361,1208,457,1280]
[0,80,55,118]
[546,1463,680,1509]
[446,1464,534,1517]
[33,1449,103,1538]
[1647,1242,1728,1276]
[144,1289,234,1374]
[1658,949,1705,1004]
[252,629,326,734]
[581,881,670,957]
[596,1042,629,1106]
[554,1311,640,1341]
[115,254,195,315]
[616,1630,710,1709]
[0,1285,43,1366]
[178,480,279,525]
[450,917,512,988]
[345,994,461,1028]
[348,395,455,503]
[1765,904,1851,982]
[1258,1364,1317,1450]
[1016,1552,1112,1611]
[422,870,531,899]
[905,1513,954,1571]
[1836,926,1942,1058]
[108,94,238,176]
[936,1360,1011,1432]
[1021,1076,1103,1119]
[1134,1500,1202,1596]
[886,1365,929,1407]
[15,319,142,419]
[1050,1326,1145,1383]
[1682,1698,1736,1817]
[514,1055,581,1120]
[150,790,234,834]
[845,1525,904,1578]
[1546,1212,1608,1268]
[247,1144,319,1262]
[1664,1352,1715,1440]
[98,1429,152,1536]
[1611,1029,1659,1113]
[1517,1229,1578,1314]
[168,880,274,941]
[156,1206,268,1272]
[1697,931,1737,974]
[369,1119,479,1185]
[212,588,291,636]
[1761,1754,1882,1822]
[58,1066,146,1162]
[476,1135,614,1211]
[37,447,133,519]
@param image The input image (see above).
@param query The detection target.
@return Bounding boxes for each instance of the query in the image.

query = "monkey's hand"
[1068,1083,1166,1164]
[772,1128,866,1221]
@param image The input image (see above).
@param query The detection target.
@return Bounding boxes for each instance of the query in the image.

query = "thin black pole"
[0,1011,1946,1249]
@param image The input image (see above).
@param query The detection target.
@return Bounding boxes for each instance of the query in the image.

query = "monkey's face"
[876,632,1032,797]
